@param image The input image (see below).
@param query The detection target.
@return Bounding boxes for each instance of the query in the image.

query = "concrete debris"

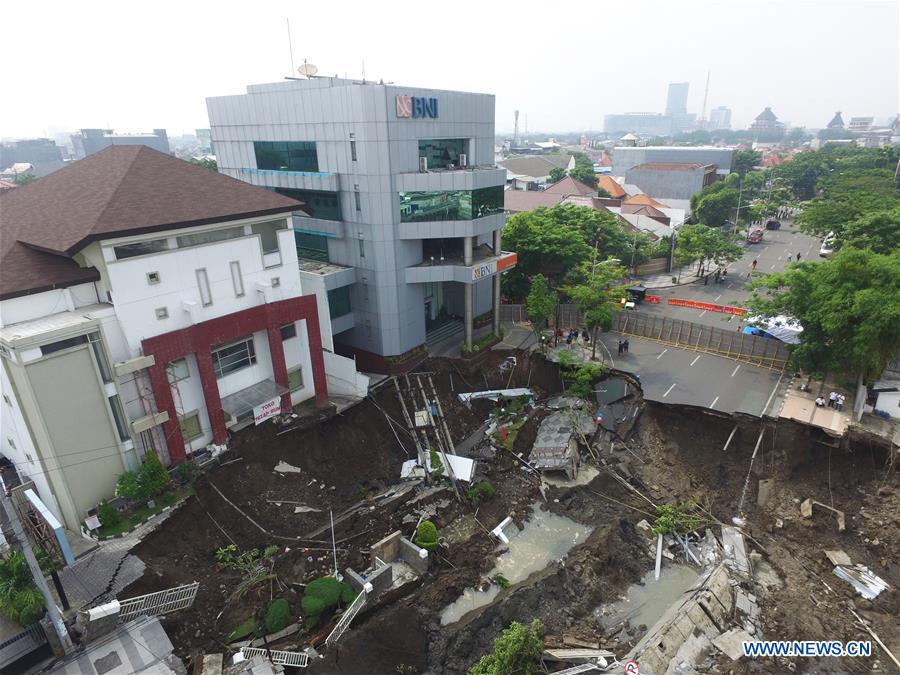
[756,478,774,507]
[293,506,320,514]
[721,526,751,578]
[800,497,845,531]
[529,408,594,479]
[735,589,760,622]
[457,388,535,403]
[425,452,477,482]
[833,564,889,599]
[195,654,224,675]
[713,628,759,661]
[400,459,427,480]
[824,549,852,566]
[491,516,520,544]
[546,395,588,410]
[273,461,302,474]
[668,632,713,675]
[543,648,617,663]
[563,637,601,650]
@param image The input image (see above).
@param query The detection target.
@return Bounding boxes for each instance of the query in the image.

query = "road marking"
[663,383,676,397]
[714,294,721,301]
[762,373,785,417]
[710,396,719,409]
[770,264,776,270]
[699,310,707,317]
[731,364,741,377]
[690,355,701,366]
[777,256,782,261]
[657,349,668,360]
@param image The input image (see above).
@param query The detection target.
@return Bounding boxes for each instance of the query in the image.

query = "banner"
[253,397,282,425]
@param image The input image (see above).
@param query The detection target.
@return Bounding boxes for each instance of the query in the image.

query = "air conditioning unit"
[458,153,468,167]
[419,157,428,172]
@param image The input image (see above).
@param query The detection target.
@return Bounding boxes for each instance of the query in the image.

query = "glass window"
[113,239,169,260]
[179,412,202,441]
[280,323,297,340]
[327,287,351,319]
[295,232,329,262]
[230,261,244,297]
[176,226,244,249]
[254,141,318,172]
[108,394,129,441]
[288,367,303,391]
[252,219,287,255]
[354,191,361,212]
[40,334,88,356]
[273,188,341,221]
[398,186,503,222]
[167,358,189,384]
[350,140,357,162]
[196,268,212,306]
[418,139,467,169]
[87,333,113,383]
[211,336,257,378]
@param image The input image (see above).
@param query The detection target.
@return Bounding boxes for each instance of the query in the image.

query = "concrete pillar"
[146,358,186,464]
[464,237,474,350]
[195,349,227,445]
[493,229,502,335]
[266,326,292,411]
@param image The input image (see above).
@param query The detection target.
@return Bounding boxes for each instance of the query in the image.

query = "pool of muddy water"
[595,563,700,631]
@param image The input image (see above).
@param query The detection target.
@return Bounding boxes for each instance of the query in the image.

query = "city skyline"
[2,0,898,139]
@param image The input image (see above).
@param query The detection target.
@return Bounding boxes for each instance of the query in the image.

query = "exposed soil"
[120,351,900,674]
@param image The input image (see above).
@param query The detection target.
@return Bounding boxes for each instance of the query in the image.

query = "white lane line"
[714,294,721,301]
[663,383,676,397]
[657,348,668,360]
[762,373,784,417]
[731,364,741,377]
[699,310,707,317]
[770,264,776,269]
[690,354,701,366]
[777,256,782,261]
[710,396,719,409]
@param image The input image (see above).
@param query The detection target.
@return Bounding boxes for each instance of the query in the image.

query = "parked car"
[819,231,836,257]
[747,228,764,243]
[765,219,781,230]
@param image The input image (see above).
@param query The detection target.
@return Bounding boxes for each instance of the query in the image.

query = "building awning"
[220,379,289,418]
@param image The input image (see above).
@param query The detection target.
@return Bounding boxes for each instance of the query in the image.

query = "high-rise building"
[71,128,170,159]
[709,106,732,130]
[665,82,690,116]
[207,78,513,372]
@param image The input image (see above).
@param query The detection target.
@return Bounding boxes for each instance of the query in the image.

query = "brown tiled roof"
[543,175,596,196]
[0,146,302,300]
[504,190,564,213]
[623,194,670,209]
[596,175,626,198]
[621,203,667,219]
[629,162,706,171]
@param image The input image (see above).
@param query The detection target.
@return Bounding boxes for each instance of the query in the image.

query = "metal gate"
[241,647,309,667]
[0,622,47,669]
[325,590,367,648]
[118,582,199,621]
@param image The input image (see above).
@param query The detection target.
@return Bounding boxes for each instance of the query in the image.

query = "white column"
[493,229,502,335]
[464,237,474,350]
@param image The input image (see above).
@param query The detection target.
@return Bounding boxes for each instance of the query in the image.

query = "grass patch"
[97,487,193,537]
[226,616,258,643]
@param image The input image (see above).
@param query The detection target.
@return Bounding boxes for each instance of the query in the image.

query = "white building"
[0,146,366,532]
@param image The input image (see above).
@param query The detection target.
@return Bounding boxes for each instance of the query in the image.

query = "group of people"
[617,339,630,355]
[814,391,846,411]
[557,327,590,346]
[775,207,796,219]
[704,267,728,285]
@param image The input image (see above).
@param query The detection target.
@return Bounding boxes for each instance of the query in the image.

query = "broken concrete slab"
[457,388,535,404]
[800,497,845,531]
[293,505,320,514]
[273,461,302,474]
[713,628,758,661]
[721,526,751,578]
[824,549,852,566]
[833,564,889,599]
[756,478,774,507]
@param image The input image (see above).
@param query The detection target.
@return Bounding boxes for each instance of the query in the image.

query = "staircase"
[426,319,464,348]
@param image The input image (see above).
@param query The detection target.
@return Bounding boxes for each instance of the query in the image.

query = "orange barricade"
[646,295,661,304]
[667,297,748,316]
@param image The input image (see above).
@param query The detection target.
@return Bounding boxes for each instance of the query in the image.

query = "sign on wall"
[396,95,439,119]
[472,253,518,281]
[253,397,282,425]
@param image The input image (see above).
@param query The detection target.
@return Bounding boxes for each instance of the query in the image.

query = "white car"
[819,232,836,258]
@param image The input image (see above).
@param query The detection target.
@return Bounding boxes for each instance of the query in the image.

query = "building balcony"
[292,215,345,240]
[396,166,506,193]
[405,250,518,285]
[297,259,358,291]
[398,212,506,240]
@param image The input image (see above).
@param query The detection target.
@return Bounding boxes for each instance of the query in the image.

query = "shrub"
[300,575,356,627]
[98,499,122,528]
[652,502,704,535]
[139,451,170,497]
[176,460,199,483]
[468,619,545,675]
[429,448,444,477]
[467,481,497,505]
[226,617,258,643]
[414,520,439,551]
[115,471,143,501]
[264,598,292,634]
[0,551,45,626]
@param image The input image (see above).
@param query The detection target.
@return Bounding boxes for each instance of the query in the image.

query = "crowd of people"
[814,391,846,411]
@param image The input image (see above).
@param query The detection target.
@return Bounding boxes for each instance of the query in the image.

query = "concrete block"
[366,562,393,596]
[370,530,402,566]
[399,537,430,575]
[344,568,367,594]
[757,478,775,507]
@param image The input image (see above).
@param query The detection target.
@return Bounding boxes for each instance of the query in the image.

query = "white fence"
[325,590,367,648]
[0,622,47,669]
[241,646,309,667]
[118,582,199,621]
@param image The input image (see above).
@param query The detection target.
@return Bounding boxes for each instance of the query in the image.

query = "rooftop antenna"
[286,19,295,77]
[699,70,710,128]
[298,60,318,78]
[361,59,366,84]
[513,110,520,146]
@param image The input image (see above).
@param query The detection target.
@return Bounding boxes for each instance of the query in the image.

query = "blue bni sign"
[396,95,439,119]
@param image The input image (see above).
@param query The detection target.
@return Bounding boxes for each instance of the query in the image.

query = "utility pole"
[0,496,73,654]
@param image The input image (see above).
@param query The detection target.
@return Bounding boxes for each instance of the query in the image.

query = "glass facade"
[295,232,329,262]
[273,187,341,221]
[418,139,467,169]
[114,239,168,260]
[327,286,351,319]
[399,186,503,222]
[254,141,319,172]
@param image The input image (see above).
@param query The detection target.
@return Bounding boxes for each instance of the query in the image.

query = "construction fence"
[118,582,199,621]
[613,311,791,371]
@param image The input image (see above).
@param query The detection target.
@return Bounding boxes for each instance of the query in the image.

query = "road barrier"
[613,311,790,371]
[667,298,748,316]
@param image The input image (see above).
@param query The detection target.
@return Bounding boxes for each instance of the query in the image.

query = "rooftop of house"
[543,175,596,197]
[0,145,302,300]
[503,189,564,213]
[622,194,671,209]
[498,154,573,178]
[628,162,709,171]
[596,175,627,198]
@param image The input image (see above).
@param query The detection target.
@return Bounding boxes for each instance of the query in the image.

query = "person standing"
[704,273,709,285]
[828,391,837,408]
[623,339,630,354]
[796,252,801,262]
[837,394,845,411]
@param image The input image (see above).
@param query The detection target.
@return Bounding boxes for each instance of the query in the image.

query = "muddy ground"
[122,351,900,674]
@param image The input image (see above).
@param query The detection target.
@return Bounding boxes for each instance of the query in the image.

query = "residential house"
[498,154,575,190]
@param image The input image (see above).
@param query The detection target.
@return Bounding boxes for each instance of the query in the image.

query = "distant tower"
[513,110,520,146]
[826,111,845,129]
[665,82,689,116]
[699,71,710,128]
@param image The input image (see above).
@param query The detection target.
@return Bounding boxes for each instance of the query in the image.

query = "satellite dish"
[298,62,318,77]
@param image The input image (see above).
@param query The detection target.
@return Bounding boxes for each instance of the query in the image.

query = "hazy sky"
[3,0,898,139]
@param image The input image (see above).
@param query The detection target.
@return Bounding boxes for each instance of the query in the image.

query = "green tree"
[568,165,598,188]
[675,224,742,277]
[468,620,545,675]
[563,260,625,359]
[189,158,218,172]
[0,551,45,626]
[840,207,900,255]
[12,174,37,186]
[139,451,170,497]
[548,167,567,183]
[732,149,762,176]
[747,246,900,380]
[414,520,439,551]
[525,274,556,337]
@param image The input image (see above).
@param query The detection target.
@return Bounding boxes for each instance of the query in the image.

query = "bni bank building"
[207,78,515,372]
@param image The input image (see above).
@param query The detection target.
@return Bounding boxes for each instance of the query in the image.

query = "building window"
[230,261,244,297]
[295,232,329,262]
[399,186,504,222]
[327,287,351,319]
[271,188,341,221]
[253,141,319,172]
[288,367,303,392]
[113,239,169,260]
[166,358,189,384]
[196,268,212,306]
[6,438,14,449]
[88,332,113,383]
[108,394,129,441]
[155,307,169,320]
[211,336,257,378]
[358,235,365,258]
[40,335,88,356]
[271,277,281,287]
[147,271,161,285]
[418,139,468,169]
[176,226,244,249]
[280,323,297,340]
[2,394,11,406]
[179,412,202,442]
[354,191,361,212]
[252,219,287,255]
[350,140,357,162]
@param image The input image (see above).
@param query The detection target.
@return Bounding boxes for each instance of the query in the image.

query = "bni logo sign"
[396,95,439,119]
